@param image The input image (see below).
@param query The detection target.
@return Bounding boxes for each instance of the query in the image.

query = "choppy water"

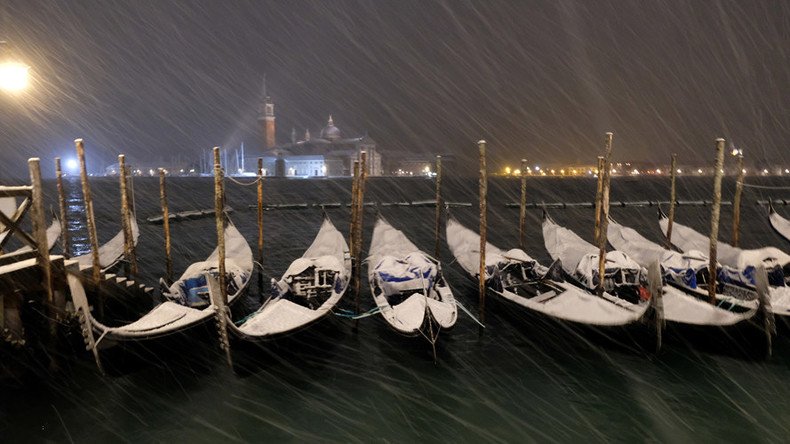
[3,175,790,442]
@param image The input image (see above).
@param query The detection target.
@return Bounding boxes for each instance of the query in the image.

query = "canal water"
[2,175,790,442]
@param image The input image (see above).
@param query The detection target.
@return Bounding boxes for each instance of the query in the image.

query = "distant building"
[257,87,382,177]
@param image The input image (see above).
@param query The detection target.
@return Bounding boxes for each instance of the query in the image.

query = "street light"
[0,41,30,92]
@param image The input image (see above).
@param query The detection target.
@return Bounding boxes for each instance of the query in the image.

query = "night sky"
[0,0,788,176]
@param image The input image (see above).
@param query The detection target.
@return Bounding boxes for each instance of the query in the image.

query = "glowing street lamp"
[0,60,28,92]
[0,42,30,92]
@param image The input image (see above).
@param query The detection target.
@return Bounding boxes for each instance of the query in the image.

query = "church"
[257,90,382,177]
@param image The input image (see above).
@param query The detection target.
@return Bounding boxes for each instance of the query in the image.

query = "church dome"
[320,115,342,140]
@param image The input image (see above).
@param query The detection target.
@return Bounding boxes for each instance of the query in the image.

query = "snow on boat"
[368,216,457,337]
[541,213,652,320]
[446,217,647,326]
[231,215,350,339]
[659,209,790,316]
[769,201,790,244]
[607,218,757,326]
[74,217,140,271]
[68,221,253,340]
[7,217,61,255]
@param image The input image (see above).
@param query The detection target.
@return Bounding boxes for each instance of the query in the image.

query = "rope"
[739,182,790,190]
[224,173,262,187]
[455,299,485,328]
[333,306,382,319]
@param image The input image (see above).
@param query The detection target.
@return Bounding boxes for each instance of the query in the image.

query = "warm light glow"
[676,169,682,174]
[513,169,520,175]
[655,169,662,174]
[504,166,511,175]
[0,61,30,92]
[697,169,703,174]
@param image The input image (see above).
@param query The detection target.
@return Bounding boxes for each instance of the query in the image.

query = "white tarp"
[660,213,790,270]
[446,217,649,326]
[237,217,350,338]
[769,205,790,244]
[368,216,457,335]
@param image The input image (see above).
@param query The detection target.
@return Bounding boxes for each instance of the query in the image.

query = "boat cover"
[769,204,790,244]
[369,216,457,334]
[607,219,757,326]
[446,217,648,326]
[660,213,790,271]
[236,217,351,338]
[659,212,790,316]
[72,222,253,340]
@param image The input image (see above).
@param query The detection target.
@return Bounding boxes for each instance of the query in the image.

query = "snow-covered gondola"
[659,209,790,317]
[769,201,790,244]
[231,215,350,339]
[368,216,457,339]
[68,221,253,340]
[541,212,652,322]
[7,217,61,255]
[74,217,140,272]
[447,217,648,326]
[607,218,758,326]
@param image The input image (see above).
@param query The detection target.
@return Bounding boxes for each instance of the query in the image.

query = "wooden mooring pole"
[256,158,264,269]
[596,133,613,296]
[75,139,101,282]
[708,138,726,305]
[349,160,359,314]
[354,151,367,321]
[732,151,745,247]
[666,153,678,248]
[118,155,137,276]
[478,140,487,323]
[158,169,173,283]
[54,157,70,257]
[29,158,55,336]
[518,158,527,249]
[212,147,232,368]
[593,156,604,245]
[434,155,442,260]
[213,147,227,303]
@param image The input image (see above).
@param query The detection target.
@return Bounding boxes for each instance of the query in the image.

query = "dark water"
[3,175,790,442]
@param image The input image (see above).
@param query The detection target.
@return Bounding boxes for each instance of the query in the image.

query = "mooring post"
[732,151,745,247]
[75,139,101,282]
[29,158,55,337]
[212,147,232,368]
[354,151,367,322]
[755,264,775,357]
[597,132,613,296]
[434,155,442,260]
[213,147,227,303]
[708,138,726,304]
[648,260,664,353]
[478,140,487,324]
[256,158,264,269]
[593,156,605,244]
[666,153,678,248]
[518,158,528,249]
[54,157,70,257]
[158,169,173,283]
[349,160,360,256]
[118,155,137,276]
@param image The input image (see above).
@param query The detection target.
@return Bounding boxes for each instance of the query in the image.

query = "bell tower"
[258,75,276,149]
